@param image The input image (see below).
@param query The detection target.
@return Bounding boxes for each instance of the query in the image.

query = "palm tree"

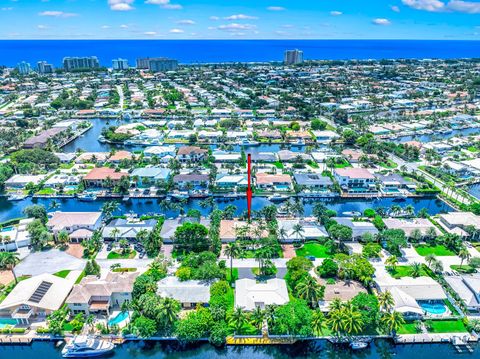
[458,247,471,268]
[425,254,437,268]
[295,276,323,308]
[311,309,326,336]
[224,242,241,283]
[342,307,363,335]
[329,298,343,312]
[292,223,305,245]
[0,252,20,283]
[327,309,344,336]
[110,227,120,243]
[277,227,288,242]
[159,297,180,330]
[229,307,246,335]
[380,311,405,337]
[250,306,264,331]
[378,291,395,312]
[385,255,398,272]
[411,262,422,278]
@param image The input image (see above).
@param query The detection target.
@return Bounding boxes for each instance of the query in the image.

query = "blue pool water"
[0,318,17,328]
[108,311,129,326]
[420,302,447,315]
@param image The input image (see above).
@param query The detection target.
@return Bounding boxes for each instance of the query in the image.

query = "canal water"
[392,127,480,144]
[0,340,475,359]
[0,196,452,223]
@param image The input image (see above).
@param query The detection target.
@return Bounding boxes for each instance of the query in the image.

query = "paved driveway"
[15,249,86,276]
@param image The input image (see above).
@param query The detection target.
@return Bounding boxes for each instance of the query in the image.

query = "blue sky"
[1,0,480,39]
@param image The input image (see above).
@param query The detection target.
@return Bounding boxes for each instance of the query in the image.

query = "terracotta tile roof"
[83,167,128,181]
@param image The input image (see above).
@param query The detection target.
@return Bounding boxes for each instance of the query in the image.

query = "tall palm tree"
[327,309,344,337]
[224,242,241,282]
[380,311,405,337]
[250,306,265,331]
[425,254,437,268]
[378,291,395,312]
[311,309,326,336]
[295,276,323,308]
[292,223,305,245]
[385,255,398,272]
[0,252,20,283]
[342,307,364,335]
[411,262,422,278]
[277,227,288,242]
[458,247,471,268]
[159,297,180,330]
[229,307,246,335]
[329,298,343,312]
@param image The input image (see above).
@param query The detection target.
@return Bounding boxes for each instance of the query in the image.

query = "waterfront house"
[383,218,441,238]
[293,173,333,193]
[312,130,340,144]
[47,211,102,241]
[108,150,133,164]
[160,217,211,243]
[215,173,248,190]
[251,152,278,163]
[173,173,209,190]
[23,127,68,149]
[66,272,139,316]
[277,218,328,243]
[277,150,312,162]
[255,173,293,192]
[445,274,480,313]
[5,174,46,189]
[333,217,379,240]
[212,150,241,162]
[83,167,128,188]
[143,145,176,160]
[131,167,171,187]
[235,278,289,311]
[0,218,33,252]
[156,276,211,309]
[75,152,110,164]
[102,217,157,241]
[0,273,74,325]
[375,276,447,319]
[219,220,269,242]
[176,146,208,163]
[333,168,377,193]
[436,212,480,237]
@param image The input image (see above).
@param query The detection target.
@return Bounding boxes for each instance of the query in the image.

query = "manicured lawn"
[112,267,137,273]
[273,161,284,169]
[295,242,332,258]
[426,320,467,333]
[53,270,71,278]
[75,270,86,284]
[398,322,419,334]
[414,244,456,256]
[333,160,351,169]
[243,249,283,258]
[387,265,429,279]
[226,268,238,283]
[379,159,398,169]
[107,250,136,259]
[36,188,55,195]
[451,265,476,274]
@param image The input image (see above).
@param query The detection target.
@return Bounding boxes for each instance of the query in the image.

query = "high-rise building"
[63,56,100,71]
[284,49,304,65]
[37,61,54,74]
[112,58,129,71]
[148,58,178,72]
[136,58,151,69]
[17,61,31,75]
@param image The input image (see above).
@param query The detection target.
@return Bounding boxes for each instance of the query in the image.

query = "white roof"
[0,273,73,311]
[156,276,210,303]
[235,278,289,311]
[376,276,446,301]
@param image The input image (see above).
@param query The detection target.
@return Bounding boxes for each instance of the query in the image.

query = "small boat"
[342,211,362,217]
[97,135,107,143]
[268,194,289,202]
[239,139,260,146]
[61,336,115,357]
[350,341,369,350]
[170,191,189,200]
[78,193,97,202]
[7,193,27,201]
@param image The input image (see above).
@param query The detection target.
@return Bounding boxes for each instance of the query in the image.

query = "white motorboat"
[239,139,260,146]
[7,193,27,201]
[350,341,369,350]
[61,336,115,357]
[78,193,97,202]
[342,211,362,217]
[268,194,289,202]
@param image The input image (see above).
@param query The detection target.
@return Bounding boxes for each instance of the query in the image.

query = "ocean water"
[1,40,480,67]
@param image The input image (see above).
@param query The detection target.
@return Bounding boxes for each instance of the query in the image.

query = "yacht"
[7,193,27,201]
[78,193,97,202]
[97,135,107,143]
[239,139,260,146]
[268,194,289,202]
[350,341,369,350]
[170,191,189,200]
[61,336,115,357]
[342,211,362,217]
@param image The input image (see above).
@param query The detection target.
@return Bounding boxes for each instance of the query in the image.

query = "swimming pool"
[108,311,129,326]
[420,302,447,315]
[0,318,17,329]
[0,227,14,233]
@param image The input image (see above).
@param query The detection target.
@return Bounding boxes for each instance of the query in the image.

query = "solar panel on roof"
[29,281,53,303]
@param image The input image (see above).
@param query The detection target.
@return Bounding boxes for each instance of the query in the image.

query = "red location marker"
[247,153,252,220]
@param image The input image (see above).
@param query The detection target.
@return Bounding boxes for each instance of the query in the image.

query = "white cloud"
[403,0,480,13]
[216,23,257,32]
[101,25,111,29]
[330,11,343,16]
[402,0,446,11]
[372,18,392,25]
[145,0,182,9]
[225,14,258,20]
[391,5,401,12]
[38,10,77,17]
[177,19,195,25]
[1,7,13,11]
[108,0,134,11]
[144,31,157,36]
[120,24,129,28]
[209,16,220,21]
[37,24,48,29]
[267,6,285,11]
[169,28,184,33]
